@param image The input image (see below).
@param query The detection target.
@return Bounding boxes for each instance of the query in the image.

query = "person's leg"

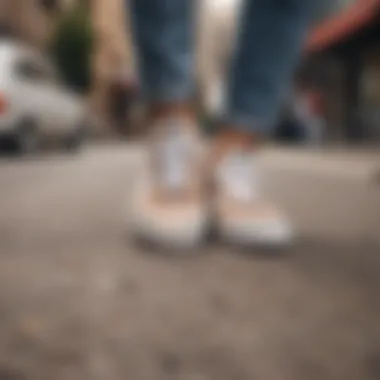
[129,0,206,249]
[225,0,316,134]
[129,0,195,105]
[213,0,316,246]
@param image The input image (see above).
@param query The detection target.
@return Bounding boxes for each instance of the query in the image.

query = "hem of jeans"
[142,87,194,104]
[222,113,275,136]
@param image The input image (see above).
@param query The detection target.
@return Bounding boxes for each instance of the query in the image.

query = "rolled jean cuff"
[223,112,277,137]
[142,84,194,103]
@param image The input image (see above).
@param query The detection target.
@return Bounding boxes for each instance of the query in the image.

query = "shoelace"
[217,150,259,203]
[156,123,194,192]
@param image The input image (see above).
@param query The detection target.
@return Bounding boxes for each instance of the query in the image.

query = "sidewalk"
[261,146,380,182]
[0,142,379,380]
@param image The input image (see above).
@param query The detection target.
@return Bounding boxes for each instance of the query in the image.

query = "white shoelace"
[217,150,259,203]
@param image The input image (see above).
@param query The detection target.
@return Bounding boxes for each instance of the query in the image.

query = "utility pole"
[90,0,136,134]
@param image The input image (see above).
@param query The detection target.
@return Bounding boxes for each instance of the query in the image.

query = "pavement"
[0,143,379,380]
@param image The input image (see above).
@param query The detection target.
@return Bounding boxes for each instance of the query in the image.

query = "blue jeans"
[130,0,315,134]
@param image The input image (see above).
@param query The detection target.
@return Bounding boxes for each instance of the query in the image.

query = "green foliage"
[50,4,94,94]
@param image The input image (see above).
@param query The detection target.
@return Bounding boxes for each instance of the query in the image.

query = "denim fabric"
[130,0,316,134]
[129,0,195,102]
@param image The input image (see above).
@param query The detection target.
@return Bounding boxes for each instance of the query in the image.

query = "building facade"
[304,0,380,144]
[0,0,75,47]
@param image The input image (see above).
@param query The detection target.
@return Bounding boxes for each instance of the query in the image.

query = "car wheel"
[15,120,40,155]
[64,125,86,153]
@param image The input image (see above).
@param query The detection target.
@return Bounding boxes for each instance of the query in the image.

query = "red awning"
[306,0,380,52]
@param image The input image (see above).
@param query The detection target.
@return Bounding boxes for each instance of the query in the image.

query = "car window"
[15,55,54,84]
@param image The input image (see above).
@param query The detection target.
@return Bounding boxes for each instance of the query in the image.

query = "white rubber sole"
[218,218,294,248]
[129,204,209,251]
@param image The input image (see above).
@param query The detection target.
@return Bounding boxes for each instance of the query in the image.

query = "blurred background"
[1,0,380,146]
[0,1,379,380]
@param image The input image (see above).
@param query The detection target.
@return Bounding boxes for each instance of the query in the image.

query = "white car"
[0,40,88,153]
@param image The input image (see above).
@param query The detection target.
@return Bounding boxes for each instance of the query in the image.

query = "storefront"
[303,0,380,144]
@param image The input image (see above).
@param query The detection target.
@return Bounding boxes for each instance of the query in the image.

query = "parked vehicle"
[0,40,88,154]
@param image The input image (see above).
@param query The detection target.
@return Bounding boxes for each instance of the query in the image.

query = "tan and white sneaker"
[130,117,207,250]
[213,148,293,246]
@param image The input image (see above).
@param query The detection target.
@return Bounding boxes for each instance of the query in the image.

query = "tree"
[50,3,94,94]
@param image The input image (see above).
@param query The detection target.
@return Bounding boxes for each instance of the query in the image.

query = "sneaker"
[130,117,207,250]
[213,148,293,246]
